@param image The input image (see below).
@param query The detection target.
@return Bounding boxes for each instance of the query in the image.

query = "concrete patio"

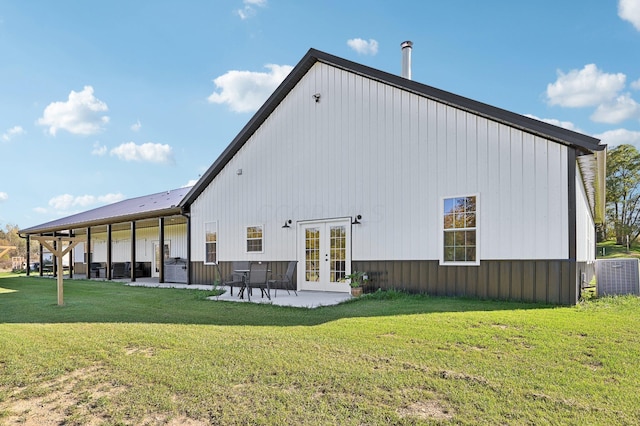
[123,280,353,308]
[34,273,353,308]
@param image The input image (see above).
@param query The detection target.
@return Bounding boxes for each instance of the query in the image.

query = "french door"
[297,219,351,292]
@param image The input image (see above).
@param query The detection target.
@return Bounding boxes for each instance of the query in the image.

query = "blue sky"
[1,0,639,229]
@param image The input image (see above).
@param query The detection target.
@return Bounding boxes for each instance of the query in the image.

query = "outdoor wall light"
[236,169,243,175]
[282,220,292,228]
[352,214,362,225]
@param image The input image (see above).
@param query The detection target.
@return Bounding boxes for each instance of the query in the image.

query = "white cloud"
[632,78,640,90]
[593,128,640,147]
[546,64,626,108]
[131,120,142,132]
[524,114,582,133]
[110,142,174,164]
[619,0,640,31]
[590,93,640,123]
[37,86,109,136]
[46,192,124,211]
[183,179,198,187]
[236,0,267,19]
[1,125,25,142]
[98,193,125,204]
[91,141,107,156]
[0,192,8,202]
[208,64,293,113]
[347,38,379,55]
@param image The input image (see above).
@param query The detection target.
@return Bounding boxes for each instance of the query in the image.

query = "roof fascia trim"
[20,207,183,235]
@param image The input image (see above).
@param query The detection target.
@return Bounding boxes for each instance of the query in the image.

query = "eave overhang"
[577,149,607,224]
[20,187,190,236]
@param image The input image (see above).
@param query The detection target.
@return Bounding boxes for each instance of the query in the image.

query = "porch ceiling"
[56,215,188,236]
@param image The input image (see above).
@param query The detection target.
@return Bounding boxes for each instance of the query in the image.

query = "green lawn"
[597,239,640,259]
[1,274,640,425]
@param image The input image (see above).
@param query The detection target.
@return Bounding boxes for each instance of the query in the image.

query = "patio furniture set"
[216,261,297,301]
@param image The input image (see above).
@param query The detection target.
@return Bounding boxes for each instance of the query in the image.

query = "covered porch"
[20,188,191,285]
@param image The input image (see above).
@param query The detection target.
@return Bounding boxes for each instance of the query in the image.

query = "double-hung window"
[442,195,478,265]
[246,225,264,253]
[205,222,217,264]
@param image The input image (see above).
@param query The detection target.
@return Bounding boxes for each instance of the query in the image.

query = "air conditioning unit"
[596,259,640,296]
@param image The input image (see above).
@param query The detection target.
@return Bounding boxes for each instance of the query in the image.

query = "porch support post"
[159,217,165,283]
[186,214,192,285]
[69,230,74,279]
[130,221,137,282]
[52,232,57,277]
[26,236,30,277]
[87,227,92,278]
[56,244,63,304]
[106,224,112,281]
[38,239,43,277]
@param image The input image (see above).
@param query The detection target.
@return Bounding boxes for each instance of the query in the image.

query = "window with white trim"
[246,225,264,253]
[442,195,478,264]
[205,222,217,264]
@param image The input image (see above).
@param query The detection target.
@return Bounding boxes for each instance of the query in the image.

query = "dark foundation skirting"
[353,259,580,305]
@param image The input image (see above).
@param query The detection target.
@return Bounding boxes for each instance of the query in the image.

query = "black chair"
[89,262,104,278]
[111,262,128,279]
[217,261,249,296]
[268,261,297,297]
[240,262,270,301]
[134,262,149,278]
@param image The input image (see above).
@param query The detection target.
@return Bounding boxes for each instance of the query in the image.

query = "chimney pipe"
[401,40,413,80]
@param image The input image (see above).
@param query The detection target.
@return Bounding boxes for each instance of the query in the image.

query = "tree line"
[606,144,640,247]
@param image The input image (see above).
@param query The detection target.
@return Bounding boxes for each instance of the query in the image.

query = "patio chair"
[268,261,297,297]
[217,261,249,296]
[89,262,104,278]
[240,262,270,301]
[111,262,129,279]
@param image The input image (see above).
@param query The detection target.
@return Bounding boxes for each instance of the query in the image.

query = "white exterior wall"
[576,166,596,263]
[72,223,188,263]
[191,63,570,262]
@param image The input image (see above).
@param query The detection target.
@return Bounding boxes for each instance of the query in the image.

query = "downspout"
[39,237,44,277]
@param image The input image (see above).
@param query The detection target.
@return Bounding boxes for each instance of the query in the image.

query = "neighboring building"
[20,47,606,305]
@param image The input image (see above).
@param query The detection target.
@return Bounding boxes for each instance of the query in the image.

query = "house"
[20,46,606,305]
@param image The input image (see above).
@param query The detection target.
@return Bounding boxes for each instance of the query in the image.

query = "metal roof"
[20,187,190,235]
[180,48,605,208]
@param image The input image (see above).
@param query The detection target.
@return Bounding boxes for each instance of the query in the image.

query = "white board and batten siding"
[191,62,571,263]
[72,223,188,264]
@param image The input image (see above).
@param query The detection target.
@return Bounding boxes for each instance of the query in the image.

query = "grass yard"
[1,274,640,425]
[597,239,640,259]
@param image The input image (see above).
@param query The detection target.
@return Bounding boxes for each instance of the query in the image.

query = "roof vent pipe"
[401,40,413,80]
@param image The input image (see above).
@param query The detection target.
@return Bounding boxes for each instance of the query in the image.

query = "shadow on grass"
[0,275,554,327]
